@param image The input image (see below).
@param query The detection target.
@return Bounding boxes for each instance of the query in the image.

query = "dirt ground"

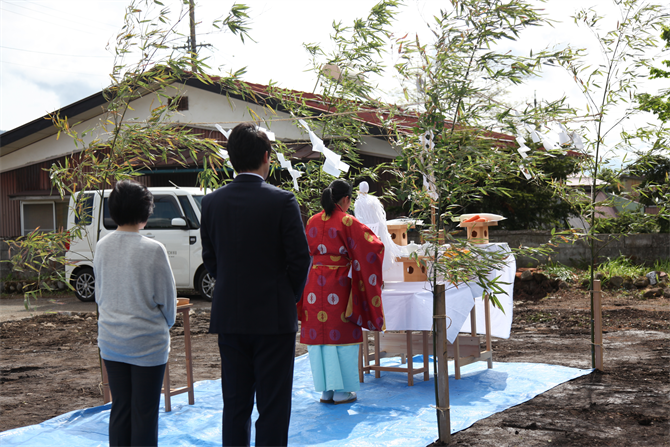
[1,285,668,446]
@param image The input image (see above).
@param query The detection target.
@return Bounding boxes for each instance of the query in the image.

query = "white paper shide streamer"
[298,119,350,178]
[354,181,403,272]
[515,121,585,179]
[215,124,236,174]
[420,130,438,200]
[276,153,303,191]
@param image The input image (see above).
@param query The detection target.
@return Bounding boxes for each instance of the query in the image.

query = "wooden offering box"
[396,256,428,282]
[387,224,409,246]
[459,220,497,244]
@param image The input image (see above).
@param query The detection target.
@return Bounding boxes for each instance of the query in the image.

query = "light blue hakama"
[307,345,361,392]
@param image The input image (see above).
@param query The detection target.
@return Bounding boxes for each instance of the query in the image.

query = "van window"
[192,195,203,212]
[74,194,94,226]
[102,199,118,230]
[145,195,183,229]
[178,196,200,228]
[102,195,184,230]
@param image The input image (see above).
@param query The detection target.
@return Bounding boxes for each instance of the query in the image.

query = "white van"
[65,187,215,302]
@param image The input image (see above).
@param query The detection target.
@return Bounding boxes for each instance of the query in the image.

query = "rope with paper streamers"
[512,116,585,180]
[420,130,438,201]
[212,103,586,189]
[214,119,349,191]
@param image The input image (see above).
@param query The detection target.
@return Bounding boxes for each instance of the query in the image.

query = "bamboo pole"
[484,293,493,369]
[434,284,452,444]
[593,280,604,371]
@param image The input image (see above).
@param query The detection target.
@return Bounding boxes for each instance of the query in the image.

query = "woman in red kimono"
[299,179,385,405]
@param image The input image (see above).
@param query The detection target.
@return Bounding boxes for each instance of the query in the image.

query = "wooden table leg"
[484,293,493,369]
[374,331,381,379]
[101,359,112,404]
[406,331,414,386]
[183,307,195,405]
[453,335,461,380]
[422,331,430,382]
[163,361,171,413]
[360,331,371,381]
[470,305,477,336]
[358,344,364,383]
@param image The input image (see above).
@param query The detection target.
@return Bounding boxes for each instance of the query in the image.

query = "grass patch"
[539,256,669,289]
[543,262,578,283]
[653,259,670,274]
[526,312,554,323]
[593,256,646,280]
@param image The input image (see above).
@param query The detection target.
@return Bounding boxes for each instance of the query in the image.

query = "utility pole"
[189,0,196,56]
[174,0,211,72]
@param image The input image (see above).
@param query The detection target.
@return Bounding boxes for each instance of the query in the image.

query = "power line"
[17,0,119,30]
[2,60,109,77]
[1,45,112,59]
[0,6,100,36]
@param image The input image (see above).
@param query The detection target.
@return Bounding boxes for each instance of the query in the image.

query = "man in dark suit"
[200,122,311,447]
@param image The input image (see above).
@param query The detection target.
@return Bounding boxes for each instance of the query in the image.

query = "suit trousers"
[104,359,166,447]
[217,332,296,447]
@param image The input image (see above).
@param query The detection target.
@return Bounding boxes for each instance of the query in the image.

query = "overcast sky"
[1,0,667,165]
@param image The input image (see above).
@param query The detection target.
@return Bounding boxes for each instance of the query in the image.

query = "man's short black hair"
[226,122,272,173]
[108,180,154,226]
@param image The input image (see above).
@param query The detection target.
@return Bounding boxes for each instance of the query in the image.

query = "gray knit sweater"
[94,231,176,367]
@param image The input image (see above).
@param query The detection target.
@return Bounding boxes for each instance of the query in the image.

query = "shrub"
[592,211,660,234]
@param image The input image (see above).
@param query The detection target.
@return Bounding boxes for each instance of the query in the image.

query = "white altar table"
[382,243,515,339]
[359,243,516,384]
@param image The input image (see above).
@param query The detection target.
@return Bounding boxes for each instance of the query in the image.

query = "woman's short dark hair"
[321,179,352,216]
[108,180,154,226]
[226,122,272,173]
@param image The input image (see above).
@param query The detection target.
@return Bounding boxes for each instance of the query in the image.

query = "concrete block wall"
[486,231,670,268]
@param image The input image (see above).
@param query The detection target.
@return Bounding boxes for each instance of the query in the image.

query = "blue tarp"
[1,355,591,446]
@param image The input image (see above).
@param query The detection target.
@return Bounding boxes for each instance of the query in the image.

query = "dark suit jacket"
[200,174,311,335]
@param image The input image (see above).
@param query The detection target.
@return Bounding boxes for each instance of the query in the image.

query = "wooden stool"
[358,330,430,386]
[162,303,195,412]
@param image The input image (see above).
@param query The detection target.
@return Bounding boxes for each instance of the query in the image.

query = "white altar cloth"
[462,243,516,339]
[381,243,516,340]
[381,281,474,343]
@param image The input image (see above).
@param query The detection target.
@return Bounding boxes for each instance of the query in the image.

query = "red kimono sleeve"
[343,215,386,331]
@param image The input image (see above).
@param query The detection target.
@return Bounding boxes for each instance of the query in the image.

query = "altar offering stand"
[359,221,431,386]
[359,213,508,383]
[360,283,494,382]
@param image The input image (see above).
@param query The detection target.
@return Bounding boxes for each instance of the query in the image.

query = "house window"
[21,201,68,235]
[171,96,189,111]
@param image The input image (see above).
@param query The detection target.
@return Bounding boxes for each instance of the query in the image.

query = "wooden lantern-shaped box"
[387,224,409,246]
[396,256,428,281]
[459,220,497,244]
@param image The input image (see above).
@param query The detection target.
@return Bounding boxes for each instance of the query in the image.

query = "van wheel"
[196,269,215,302]
[72,267,96,302]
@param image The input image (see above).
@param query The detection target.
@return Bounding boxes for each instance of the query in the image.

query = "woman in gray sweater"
[94,180,176,447]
